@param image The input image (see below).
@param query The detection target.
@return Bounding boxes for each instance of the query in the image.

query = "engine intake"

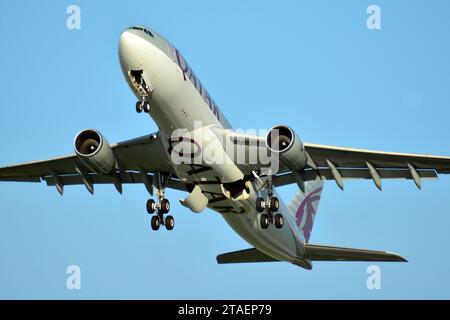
[266,125,307,171]
[74,129,115,174]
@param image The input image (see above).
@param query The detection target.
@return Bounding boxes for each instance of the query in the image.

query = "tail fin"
[287,179,324,242]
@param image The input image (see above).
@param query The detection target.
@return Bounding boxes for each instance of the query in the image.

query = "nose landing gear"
[128,69,153,114]
[136,100,151,113]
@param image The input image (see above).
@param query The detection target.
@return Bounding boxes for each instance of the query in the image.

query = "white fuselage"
[118,27,307,264]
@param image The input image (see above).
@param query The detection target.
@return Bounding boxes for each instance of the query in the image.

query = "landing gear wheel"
[270,197,280,212]
[146,199,156,214]
[260,214,270,229]
[160,199,170,214]
[164,215,175,231]
[274,214,284,229]
[256,197,265,212]
[136,101,143,113]
[143,101,151,113]
[151,215,160,231]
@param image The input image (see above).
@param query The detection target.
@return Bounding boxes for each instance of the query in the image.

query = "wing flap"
[305,143,450,174]
[43,172,186,191]
[304,244,407,262]
[273,168,437,186]
[217,248,278,264]
[43,172,187,191]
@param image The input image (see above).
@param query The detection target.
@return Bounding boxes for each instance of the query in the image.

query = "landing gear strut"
[147,172,174,231]
[254,170,284,229]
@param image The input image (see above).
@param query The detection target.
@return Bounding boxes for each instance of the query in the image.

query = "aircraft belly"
[183,170,301,262]
[166,148,301,262]
[219,202,300,262]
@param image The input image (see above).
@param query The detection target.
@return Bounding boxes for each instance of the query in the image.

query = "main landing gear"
[146,172,174,231]
[256,197,284,230]
[254,171,284,230]
[147,198,174,231]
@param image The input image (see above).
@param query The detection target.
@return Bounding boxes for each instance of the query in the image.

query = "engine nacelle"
[265,125,307,171]
[74,129,115,174]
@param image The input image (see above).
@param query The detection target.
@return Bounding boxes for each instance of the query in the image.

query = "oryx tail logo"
[295,187,323,242]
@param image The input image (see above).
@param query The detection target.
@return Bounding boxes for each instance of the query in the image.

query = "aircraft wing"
[0,133,185,194]
[226,130,449,189]
[278,143,449,190]
[304,143,450,174]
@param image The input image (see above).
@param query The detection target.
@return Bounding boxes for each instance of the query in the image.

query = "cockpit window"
[130,26,154,38]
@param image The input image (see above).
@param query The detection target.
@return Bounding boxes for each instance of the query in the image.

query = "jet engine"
[265,125,307,171]
[74,129,115,174]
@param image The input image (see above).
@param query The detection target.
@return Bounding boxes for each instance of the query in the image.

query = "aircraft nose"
[119,31,133,57]
[119,30,135,50]
[118,30,142,70]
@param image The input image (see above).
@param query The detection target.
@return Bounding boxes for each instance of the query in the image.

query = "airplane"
[1,25,450,270]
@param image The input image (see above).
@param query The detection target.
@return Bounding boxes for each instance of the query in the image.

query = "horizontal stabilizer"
[304,244,407,262]
[217,248,278,264]
[217,245,407,266]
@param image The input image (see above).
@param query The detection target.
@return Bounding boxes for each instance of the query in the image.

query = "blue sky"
[1,0,450,299]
